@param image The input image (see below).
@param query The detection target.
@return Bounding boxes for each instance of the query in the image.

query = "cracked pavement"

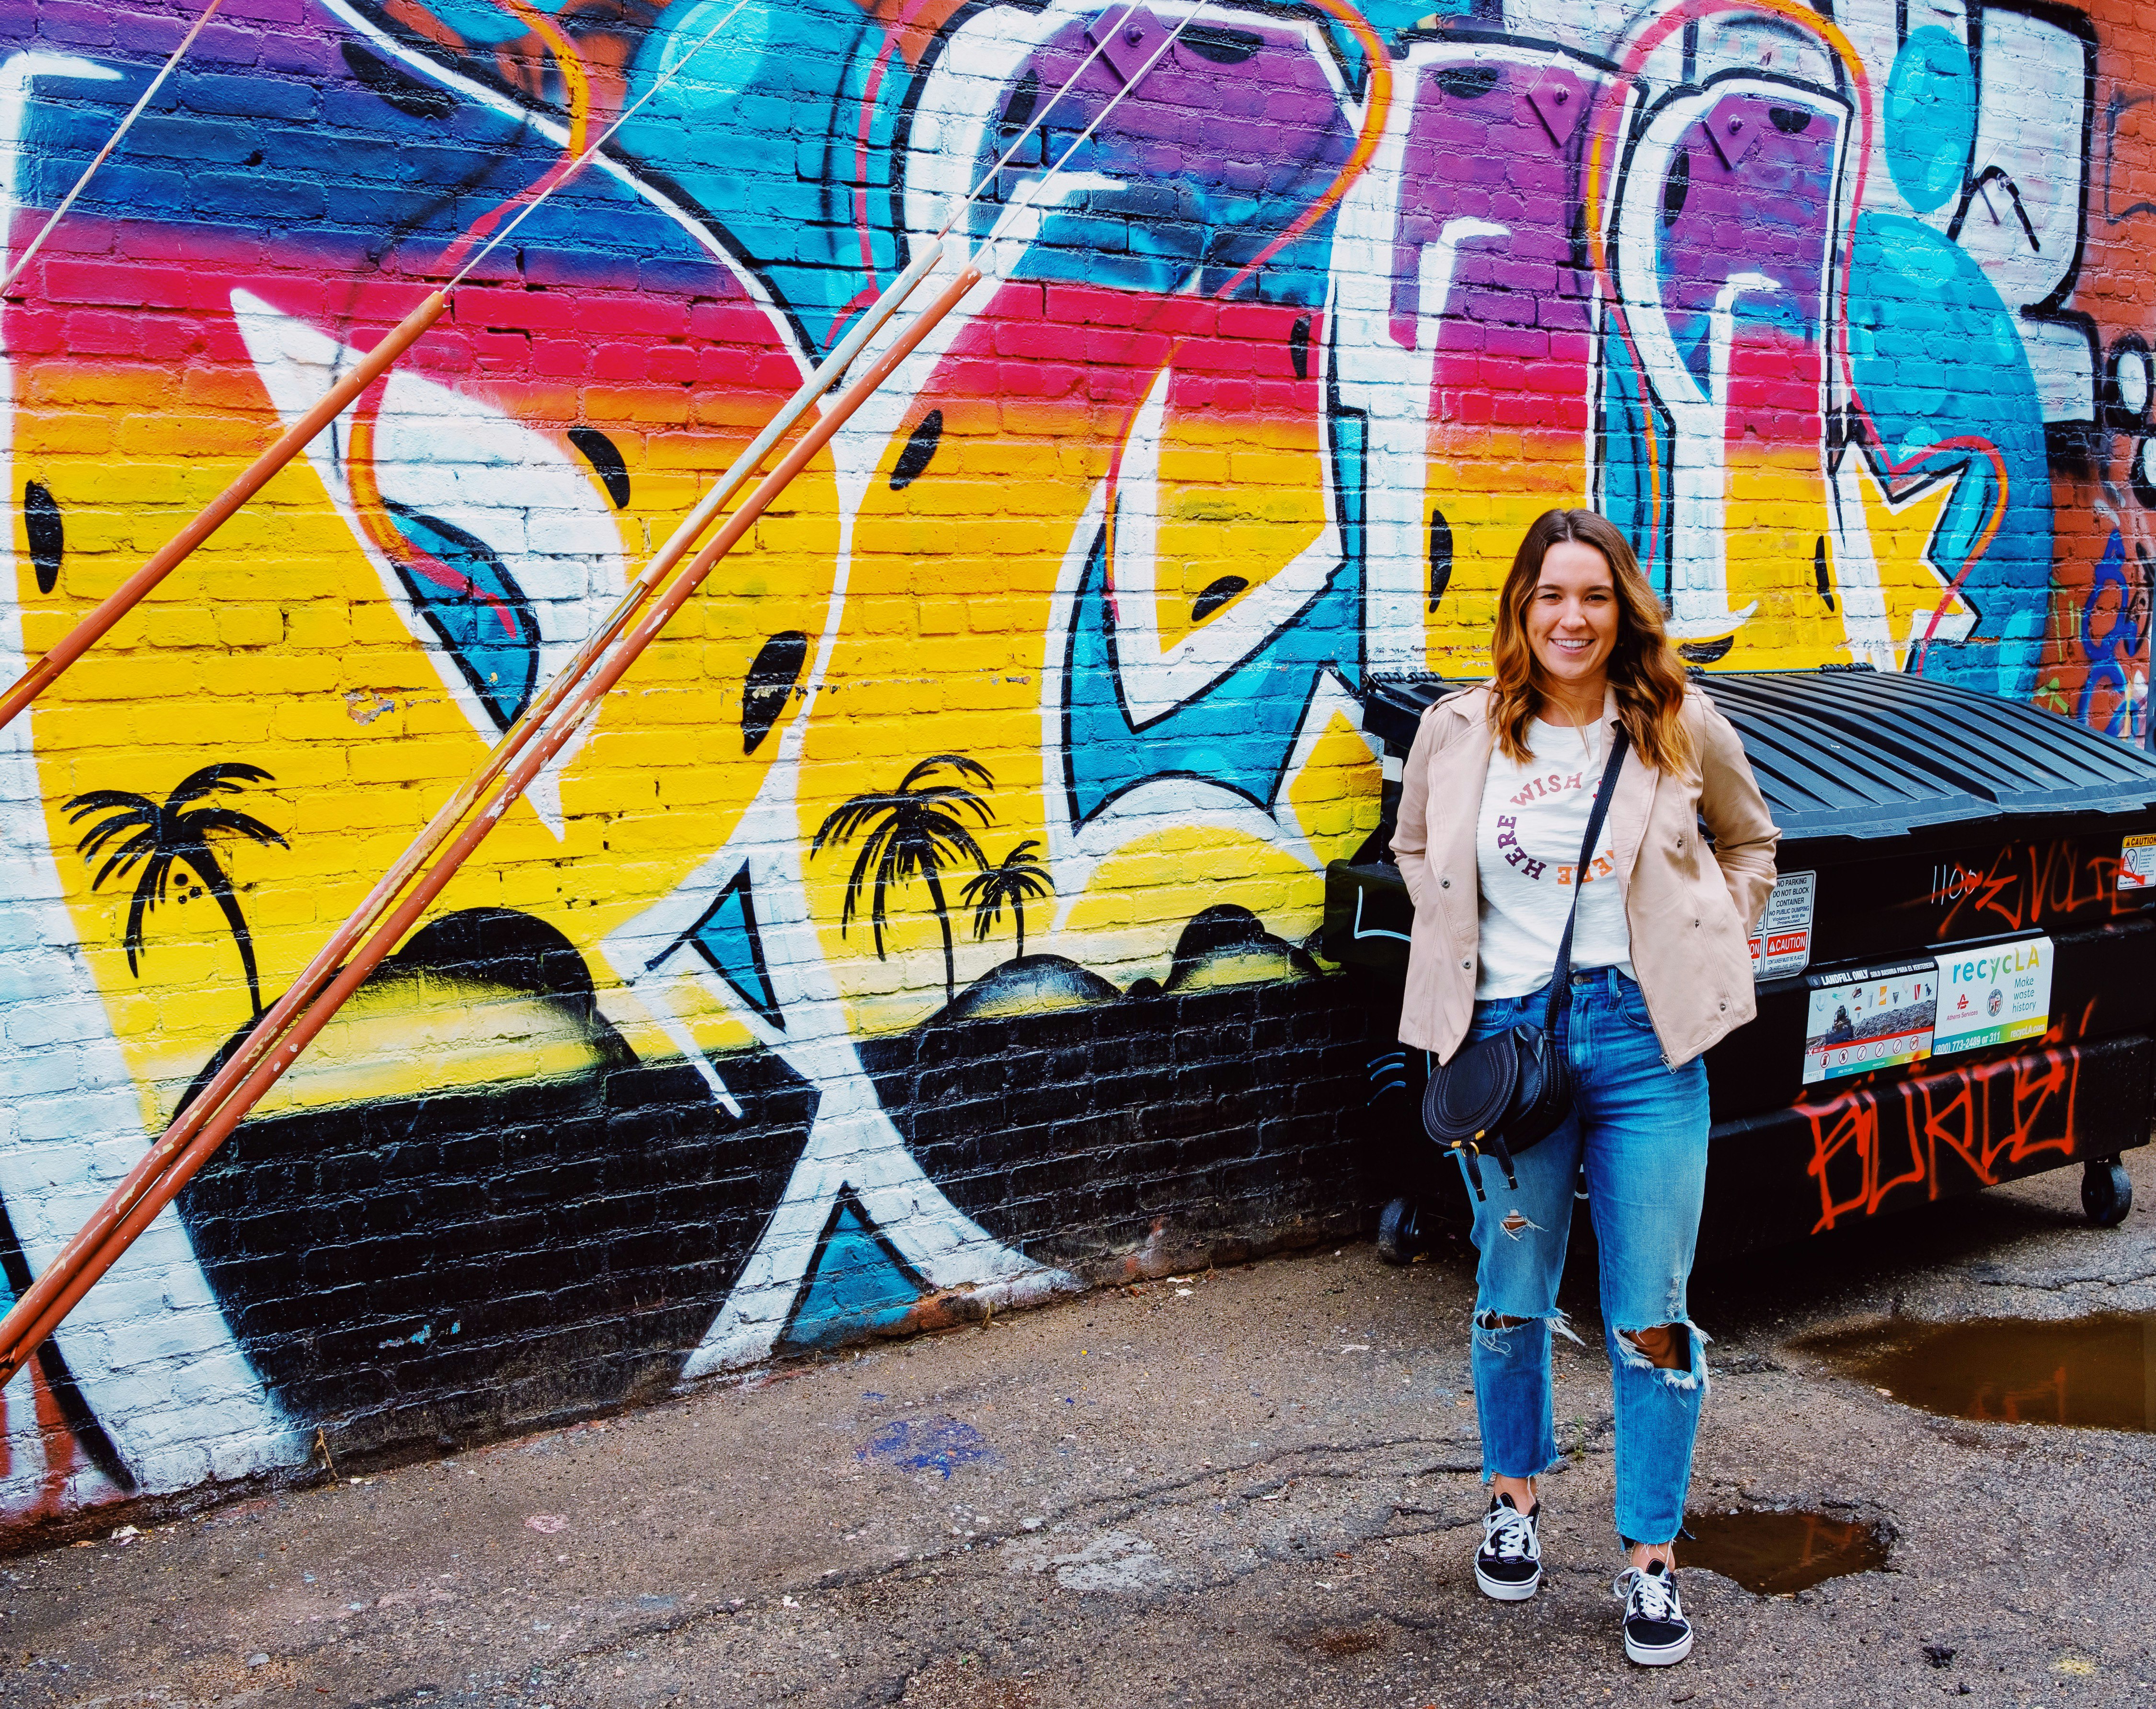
[3,1146,2154,1708]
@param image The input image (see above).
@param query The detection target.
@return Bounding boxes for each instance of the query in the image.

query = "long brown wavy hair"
[1489,509,1694,774]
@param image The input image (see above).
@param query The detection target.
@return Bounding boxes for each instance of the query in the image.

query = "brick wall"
[0,0,2147,1533]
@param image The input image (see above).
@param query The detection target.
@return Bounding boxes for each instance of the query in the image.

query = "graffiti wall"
[0,0,2146,1527]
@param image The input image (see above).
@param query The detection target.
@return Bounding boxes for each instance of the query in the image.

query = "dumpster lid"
[1365,669,2156,843]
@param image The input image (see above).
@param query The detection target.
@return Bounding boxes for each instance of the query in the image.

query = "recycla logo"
[1945,944,2042,983]
[1929,933,2053,1059]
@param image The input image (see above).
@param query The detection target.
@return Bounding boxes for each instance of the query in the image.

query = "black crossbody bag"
[1421,725,1632,1201]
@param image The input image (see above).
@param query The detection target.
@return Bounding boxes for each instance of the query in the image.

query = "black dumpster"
[1327,668,2156,1263]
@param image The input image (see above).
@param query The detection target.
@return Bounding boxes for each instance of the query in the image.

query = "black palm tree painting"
[63,763,288,1016]
[811,755,994,1005]
[963,839,1053,961]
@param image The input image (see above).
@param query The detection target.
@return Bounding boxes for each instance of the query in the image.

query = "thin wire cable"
[969,5,1195,265]
[0,0,225,298]
[834,0,1140,316]
[441,0,754,292]
[426,0,603,279]
[944,0,1142,227]
[0,0,753,732]
[0,0,1214,1388]
[467,0,1143,309]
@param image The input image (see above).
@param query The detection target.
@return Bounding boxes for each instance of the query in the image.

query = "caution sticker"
[2121,833,2156,893]
[1749,870,1816,980]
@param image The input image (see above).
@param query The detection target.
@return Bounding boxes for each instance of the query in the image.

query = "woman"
[1390,509,1778,1667]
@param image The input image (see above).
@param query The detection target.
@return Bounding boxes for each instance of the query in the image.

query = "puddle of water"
[1681,1509,1887,1596]
[1797,1312,2156,1432]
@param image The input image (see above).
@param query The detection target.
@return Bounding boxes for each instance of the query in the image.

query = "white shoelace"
[1482,1502,1537,1562]
[1614,1563,1682,1622]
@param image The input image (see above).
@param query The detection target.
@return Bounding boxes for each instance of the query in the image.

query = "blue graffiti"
[856,1415,996,1478]
[611,0,901,346]
[383,504,540,732]
[1884,26,1977,215]
[678,865,784,1028]
[786,1201,923,1351]
[1847,212,2051,700]
[1061,522,1360,826]
[2078,530,2139,738]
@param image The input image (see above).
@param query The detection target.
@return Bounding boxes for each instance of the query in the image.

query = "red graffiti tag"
[1927,839,2132,940]
[1801,1045,2081,1233]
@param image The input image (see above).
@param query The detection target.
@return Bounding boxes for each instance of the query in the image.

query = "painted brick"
[0,0,2144,1543]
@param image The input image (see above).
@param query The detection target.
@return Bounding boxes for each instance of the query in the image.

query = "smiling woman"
[0,0,2135,1552]
[1390,507,1780,1671]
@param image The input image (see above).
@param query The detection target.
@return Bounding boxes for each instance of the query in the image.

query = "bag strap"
[1541,722,1633,1035]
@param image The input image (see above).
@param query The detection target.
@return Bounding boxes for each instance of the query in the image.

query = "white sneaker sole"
[1623,1628,1694,1666]
[1473,1562,1541,1601]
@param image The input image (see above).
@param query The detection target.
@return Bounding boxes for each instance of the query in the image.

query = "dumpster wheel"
[1377,1196,1427,1266]
[2081,1157,2133,1228]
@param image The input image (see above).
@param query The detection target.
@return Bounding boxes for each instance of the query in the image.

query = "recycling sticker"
[1932,935,2052,1058]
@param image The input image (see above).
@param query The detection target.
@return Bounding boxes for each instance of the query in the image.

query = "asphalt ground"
[4,1144,2153,1709]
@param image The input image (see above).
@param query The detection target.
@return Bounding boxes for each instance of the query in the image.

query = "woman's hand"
[1693,701,1779,930]
[1391,705,1439,911]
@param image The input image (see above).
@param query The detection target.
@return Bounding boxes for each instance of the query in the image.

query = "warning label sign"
[2120,833,2156,893]
[1750,870,1816,981]
[1802,958,1937,1085]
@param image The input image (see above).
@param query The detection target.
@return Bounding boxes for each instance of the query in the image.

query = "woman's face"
[1527,540,1619,695]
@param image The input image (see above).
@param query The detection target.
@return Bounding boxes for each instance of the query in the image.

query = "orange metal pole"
[0,291,448,731]
[0,260,983,1388]
[0,242,947,1383]
[0,0,228,299]
[0,0,769,733]
[0,0,1194,1386]
[0,0,1172,735]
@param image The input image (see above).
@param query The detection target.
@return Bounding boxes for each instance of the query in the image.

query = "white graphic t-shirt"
[1474,717,1635,1000]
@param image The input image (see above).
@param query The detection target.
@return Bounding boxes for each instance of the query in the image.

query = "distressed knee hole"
[1615,1318,1710,1392]
[1472,1309,1528,1354]
[1620,1323,1688,1370]
[1473,1308,1584,1352]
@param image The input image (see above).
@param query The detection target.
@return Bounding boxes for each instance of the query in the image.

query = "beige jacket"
[1391,683,1780,1068]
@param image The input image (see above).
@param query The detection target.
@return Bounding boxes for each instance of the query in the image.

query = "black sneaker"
[1473,1493,1542,1601]
[1614,1559,1693,1665]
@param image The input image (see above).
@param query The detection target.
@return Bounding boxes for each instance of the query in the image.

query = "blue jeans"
[1454,966,1710,1548]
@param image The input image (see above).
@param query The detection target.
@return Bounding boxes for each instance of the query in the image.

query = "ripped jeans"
[1456,966,1710,1548]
